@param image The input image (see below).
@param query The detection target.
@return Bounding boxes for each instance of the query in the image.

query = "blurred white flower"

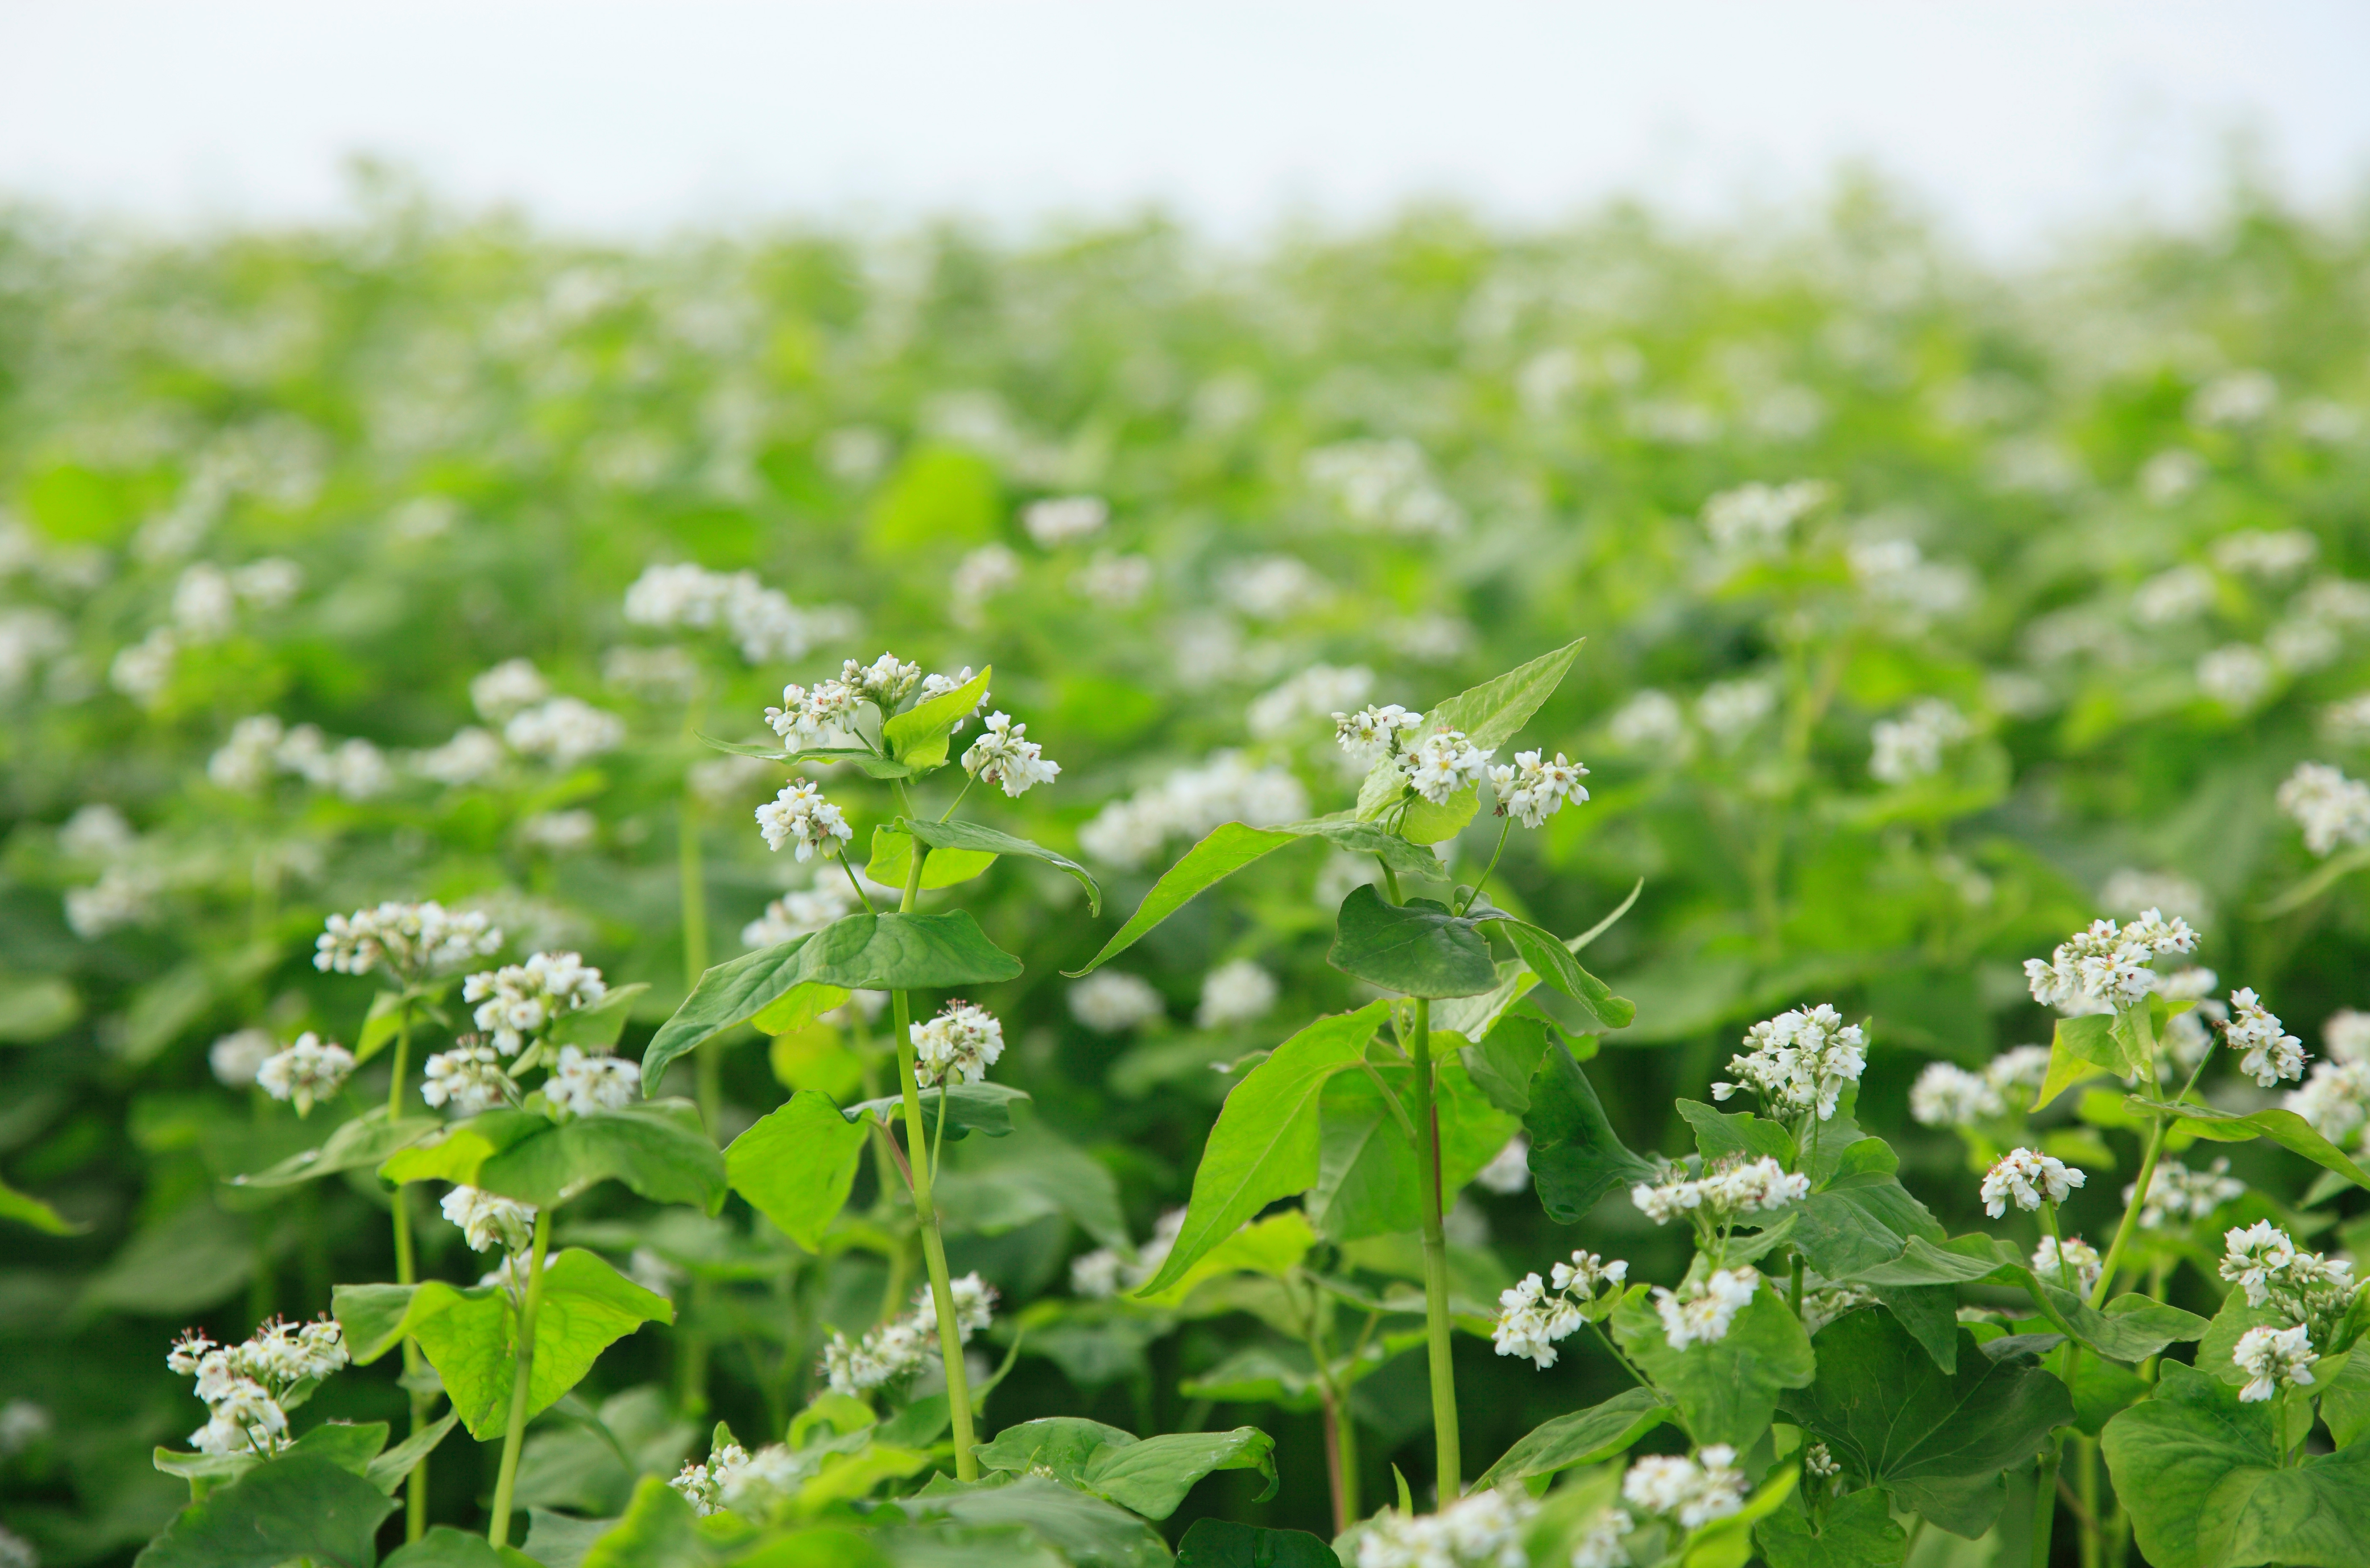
[1079,752,1307,869]
[1696,678,1775,746]
[2214,529,2318,580]
[2138,449,2206,505]
[953,544,1023,625]
[2278,763,2370,856]
[2197,644,2273,710]
[2190,370,2277,428]
[1196,958,1277,1029]
[505,697,626,768]
[65,865,163,939]
[1605,689,1689,755]
[1303,438,1465,538]
[208,1028,278,1089]
[1869,699,1968,785]
[1248,664,1373,742]
[470,659,550,722]
[1218,555,1327,620]
[1069,972,1164,1034]
[416,727,506,787]
[2132,564,2215,625]
[519,810,598,853]
[1073,550,1153,608]
[1474,1135,1531,1195]
[256,1033,354,1116]
[59,803,135,860]
[1022,495,1109,548]
[1701,479,1829,552]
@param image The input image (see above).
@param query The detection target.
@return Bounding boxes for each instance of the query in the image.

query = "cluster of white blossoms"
[254,1033,354,1116]
[1568,1504,1634,1568]
[910,1001,1004,1089]
[1196,958,1277,1029]
[1068,971,1164,1034]
[2286,1057,2370,1150]
[1248,664,1375,742]
[741,880,858,949]
[1474,1133,1532,1195]
[1304,438,1466,539]
[1653,1267,1761,1350]
[1488,750,1587,828]
[2125,1159,2247,1230]
[820,1274,996,1396]
[2277,762,2370,857]
[1077,751,1308,868]
[1868,698,1970,785]
[961,711,1061,797]
[1711,1004,1867,1122]
[1908,1044,2054,1127]
[415,726,507,787]
[2233,1324,2319,1404]
[621,562,825,663]
[2218,1221,2356,1402]
[503,697,627,769]
[315,901,502,983]
[1070,1209,1185,1300]
[2226,987,2306,1086]
[64,863,164,940]
[1333,704,1494,805]
[1631,1155,1809,1228]
[1491,1250,1628,1368]
[209,1027,277,1089]
[1980,1148,2086,1217]
[668,1437,818,1519]
[440,1185,537,1255]
[167,1317,348,1457]
[755,779,854,861]
[1621,1444,1749,1529]
[1352,1486,1534,1568]
[2022,909,2198,1013]
[2032,1235,2103,1297]
[460,950,607,1054]
[422,1042,515,1115]
[1701,478,1830,553]
[547,1046,640,1118]
[1695,678,1777,748]
[1021,494,1109,548]
[206,714,393,800]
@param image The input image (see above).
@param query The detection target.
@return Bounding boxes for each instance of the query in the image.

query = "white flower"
[1354,1487,1535,1568]
[416,727,506,787]
[1250,664,1375,742]
[1802,1442,1840,1485]
[1078,751,1307,868]
[547,1046,639,1117]
[1632,1156,1808,1227]
[2191,370,2277,428]
[1987,1045,2055,1096]
[2126,1159,2246,1230]
[1711,1004,1867,1121]
[1069,1249,1123,1300]
[1488,750,1587,828]
[208,715,286,791]
[1217,555,1327,620]
[1623,1445,1747,1528]
[2227,988,2306,1086]
[1492,1273,1582,1368]
[1068,973,1164,1034]
[2278,763,2370,857]
[842,652,921,709]
[110,627,178,702]
[1869,700,1969,785]
[1653,1269,1759,1350]
[1552,1250,1627,1296]
[1022,495,1109,547]
[1402,729,1493,805]
[2022,912,2197,1012]
[1305,438,1465,539]
[1702,479,1829,551]
[2132,564,2216,625]
[622,564,822,663]
[471,659,551,721]
[755,779,855,860]
[2140,449,2207,504]
[1072,551,1153,607]
[1196,959,1277,1029]
[1980,1148,2084,1217]
[2234,1323,2317,1402]
[962,712,1060,796]
[743,882,859,949]
[1909,1061,2005,1127]
[208,1028,277,1089]
[421,1045,515,1114]
[1695,678,1775,746]
[820,1273,998,1397]
[2032,1235,2103,1297]
[316,900,502,982]
[910,1002,1004,1089]
[462,950,609,1054]
[1474,1135,1531,1195]
[504,697,626,768]
[2215,529,2319,580]
[2197,644,2274,710]
[519,809,598,853]
[2323,695,2370,746]
[59,804,135,860]
[763,677,861,747]
[255,1033,354,1115]
[169,1317,347,1458]
[626,1248,682,1301]
[1333,703,1424,766]
[952,544,1023,624]
[64,864,163,939]
[1568,1508,1633,1568]
[440,1185,536,1254]
[1604,690,1689,755]
[2327,1010,2370,1065]
[669,1441,750,1516]
[0,1400,53,1459]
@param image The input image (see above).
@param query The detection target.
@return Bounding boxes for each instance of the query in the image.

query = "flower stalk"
[1407,995,1461,1502]
[384,996,430,1544]
[487,1207,552,1548]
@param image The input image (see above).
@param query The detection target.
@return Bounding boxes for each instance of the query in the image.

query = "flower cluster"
[1868,698,1970,785]
[2277,762,2370,857]
[1569,1506,1635,1568]
[1621,1444,1748,1529]
[547,1046,639,1117]
[2022,910,2198,1012]
[1070,1209,1185,1300]
[1488,749,1587,828]
[462,950,608,1054]
[1711,1004,1867,1122]
[315,901,502,982]
[1631,1156,1809,1228]
[2032,1235,2103,1297]
[1908,1061,2007,1126]
[1702,477,1829,551]
[440,1184,537,1255]
[1980,1148,2085,1217]
[961,711,1061,796]
[1076,750,1306,868]
[755,779,854,860]
[668,1437,818,1519]
[2226,987,2306,1086]
[2233,1324,2319,1404]
[764,678,862,746]
[621,562,822,663]
[1196,958,1278,1028]
[909,1002,1004,1088]
[1333,703,1424,764]
[1653,1268,1760,1350]
[820,1274,996,1396]
[2125,1159,2246,1230]
[167,1317,348,1457]
[421,1041,515,1114]
[255,1033,354,1116]
[1492,1250,1629,1368]
[1331,702,1494,806]
[2219,1222,2355,1322]
[1352,1486,1536,1568]
[1068,971,1164,1034]
[504,696,627,768]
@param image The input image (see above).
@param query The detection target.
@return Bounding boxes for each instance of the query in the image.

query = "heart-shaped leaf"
[726,1091,868,1252]
[900,816,1102,915]
[881,665,991,769]
[134,1455,397,1568]
[1471,1387,1673,1488]
[1326,886,1496,998]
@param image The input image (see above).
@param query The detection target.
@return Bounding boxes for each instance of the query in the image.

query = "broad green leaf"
[2103,1360,2370,1567]
[1754,1487,1906,1568]
[1173,1518,1338,1568]
[1788,1139,1945,1282]
[1395,785,1480,845]
[1283,818,1446,878]
[900,816,1102,916]
[1326,886,1496,998]
[2042,1344,2151,1437]
[1066,823,1300,977]
[383,1527,542,1568]
[727,1091,868,1251]
[154,1420,388,1487]
[2127,1098,2370,1191]
[334,1251,675,1439]
[1869,1284,1964,1374]
[548,985,651,1051]
[387,1103,726,1213]
[354,989,413,1066]
[1458,1012,1555,1116]
[1306,1050,1516,1241]
[578,1475,703,1568]
[2028,1286,2208,1363]
[1084,1429,1277,1519]
[1612,1274,1815,1450]
[1354,638,1586,820]
[1850,1233,2025,1289]
[1675,1101,1796,1165]
[1478,916,1635,1030]
[880,664,991,769]
[1175,1336,1424,1410]
[1435,962,1541,1046]
[751,983,852,1036]
[1132,1003,1387,1297]
[2321,1348,2370,1448]
[234,1109,444,1188]
[522,1509,615,1568]
[1133,1210,1317,1308]
[133,1455,398,1568]
[366,1410,461,1495]
[0,1173,78,1234]
[0,973,79,1042]
[865,825,999,893]
[843,1081,1032,1140]
[1471,1387,1673,1488]
[910,1475,1171,1568]
[975,1417,1138,1480]
[1780,1313,2071,1540]
[1524,1037,1658,1223]
[644,912,1021,1085]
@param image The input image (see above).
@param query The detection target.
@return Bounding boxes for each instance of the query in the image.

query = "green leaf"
[1780,1312,2072,1540]
[384,1528,541,1568]
[2103,1360,2370,1567]
[2042,1345,2151,1437]
[1283,818,1447,878]
[751,982,851,1036]
[1307,1049,1515,1241]
[975,1418,1138,1479]
[1396,785,1481,845]
[1066,823,1300,977]
[334,1251,675,1439]
[2128,1098,2370,1192]
[548,985,651,1052]
[644,911,1021,1086]
[2030,1287,2208,1363]
[897,816,1102,915]
[577,1475,702,1568]
[1754,1487,1906,1568]
[942,1122,1131,1250]
[0,1173,78,1234]
[1434,962,1541,1047]
[1471,1387,1673,1488]
[233,1109,444,1188]
[0,973,79,1042]
[1326,886,1496,998]
[1477,916,1635,1031]
[1173,1518,1339,1568]
[1131,1210,1317,1309]
[2322,1349,2370,1448]
[1524,1037,1658,1223]
[1676,1101,1796,1165]
[1458,1013,1555,1116]
[909,1475,1171,1568]
[387,1103,727,1213]
[1788,1139,1946,1283]
[154,1420,389,1487]
[1132,1003,1387,1297]
[843,1081,1032,1140]
[1084,1429,1277,1519]
[354,989,413,1067]
[1612,1274,1815,1450]
[866,825,999,893]
[881,664,992,769]
[1354,638,1586,820]
[2031,1013,2120,1112]
[520,1510,615,1568]
[133,1455,398,1568]
[366,1410,461,1495]
[727,1091,868,1251]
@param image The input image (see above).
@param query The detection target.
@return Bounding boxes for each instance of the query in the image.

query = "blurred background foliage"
[5,176,2370,1557]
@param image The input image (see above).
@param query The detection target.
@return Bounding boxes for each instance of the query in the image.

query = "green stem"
[2092,1052,2208,1309]
[2077,1434,2103,1568]
[1377,858,1403,906]
[1407,997,1461,1504]
[677,789,717,1417]
[2036,1200,2081,1568]
[1790,1253,1806,1319]
[1456,820,1512,916]
[2033,1441,2063,1568]
[487,1209,552,1548]
[386,999,430,1544]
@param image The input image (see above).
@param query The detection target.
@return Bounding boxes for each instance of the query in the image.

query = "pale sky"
[1,2,2365,251]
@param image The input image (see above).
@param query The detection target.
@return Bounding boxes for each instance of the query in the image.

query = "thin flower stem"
[1407,996,1462,1504]
[385,996,430,1544]
[2035,1199,2083,1568]
[1376,858,1403,906]
[1586,1319,1649,1387]
[2092,1050,2211,1309]
[838,849,879,915]
[1456,820,1512,916]
[938,775,975,823]
[678,783,717,1418]
[487,1209,552,1548]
